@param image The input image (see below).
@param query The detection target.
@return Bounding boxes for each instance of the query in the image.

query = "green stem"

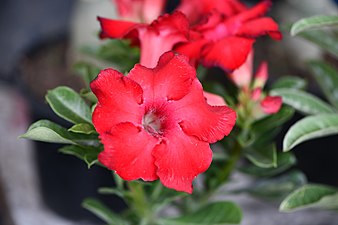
[218,140,242,182]
[127,182,155,225]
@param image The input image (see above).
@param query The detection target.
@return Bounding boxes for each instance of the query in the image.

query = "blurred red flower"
[113,0,166,23]
[98,11,190,68]
[175,0,282,71]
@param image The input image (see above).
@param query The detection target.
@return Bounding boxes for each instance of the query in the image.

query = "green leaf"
[291,15,338,36]
[308,61,338,109]
[283,114,338,151]
[82,40,140,73]
[271,88,335,115]
[20,120,100,147]
[237,170,306,200]
[299,30,338,58]
[252,105,295,133]
[59,145,100,168]
[68,123,96,134]
[160,201,242,225]
[271,76,307,90]
[82,198,130,225]
[73,62,101,87]
[20,120,78,144]
[244,144,277,168]
[80,88,98,103]
[240,152,297,177]
[280,184,338,212]
[46,86,92,124]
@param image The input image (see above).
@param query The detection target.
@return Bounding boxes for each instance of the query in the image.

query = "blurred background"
[0,0,338,224]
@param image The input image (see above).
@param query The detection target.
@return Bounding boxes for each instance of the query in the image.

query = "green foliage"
[283,114,338,151]
[20,120,99,147]
[159,201,242,225]
[290,15,338,36]
[59,145,101,168]
[244,144,277,168]
[82,40,140,73]
[299,30,338,58]
[271,76,307,90]
[82,198,130,225]
[240,152,297,178]
[68,123,96,134]
[46,86,92,124]
[270,88,335,115]
[280,184,338,212]
[308,61,338,109]
[73,62,101,87]
[237,170,306,200]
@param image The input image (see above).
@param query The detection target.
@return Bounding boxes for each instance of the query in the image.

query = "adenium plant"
[21,0,338,224]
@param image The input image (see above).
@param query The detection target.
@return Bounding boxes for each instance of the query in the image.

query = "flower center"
[142,111,163,136]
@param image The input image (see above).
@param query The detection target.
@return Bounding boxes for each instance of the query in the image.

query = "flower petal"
[90,68,144,133]
[137,11,190,67]
[231,0,271,23]
[236,17,282,40]
[253,61,268,88]
[173,79,236,143]
[203,91,227,106]
[97,16,139,39]
[201,37,254,71]
[99,122,159,181]
[128,52,195,102]
[260,95,282,114]
[153,128,212,193]
[229,50,253,87]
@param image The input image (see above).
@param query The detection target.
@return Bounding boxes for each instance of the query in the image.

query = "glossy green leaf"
[280,184,338,212]
[308,61,338,109]
[240,152,296,177]
[80,88,98,103]
[20,120,78,144]
[245,144,277,168]
[299,30,338,58]
[271,88,335,115]
[160,201,242,225]
[283,114,338,151]
[252,105,295,133]
[82,198,130,225]
[46,86,92,124]
[20,120,100,147]
[291,15,338,36]
[271,76,307,90]
[59,145,100,168]
[237,170,306,200]
[68,123,96,134]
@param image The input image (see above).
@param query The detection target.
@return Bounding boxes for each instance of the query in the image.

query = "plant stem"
[218,140,242,182]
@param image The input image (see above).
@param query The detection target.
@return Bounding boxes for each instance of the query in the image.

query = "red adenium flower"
[113,0,166,23]
[177,0,247,24]
[90,52,236,193]
[175,0,282,71]
[98,11,190,68]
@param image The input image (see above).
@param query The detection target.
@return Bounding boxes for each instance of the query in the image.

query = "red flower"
[98,11,190,68]
[90,52,236,193]
[177,0,247,24]
[175,0,282,71]
[113,0,166,23]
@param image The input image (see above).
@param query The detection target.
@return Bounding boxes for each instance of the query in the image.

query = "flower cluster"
[92,0,282,193]
[229,51,282,120]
